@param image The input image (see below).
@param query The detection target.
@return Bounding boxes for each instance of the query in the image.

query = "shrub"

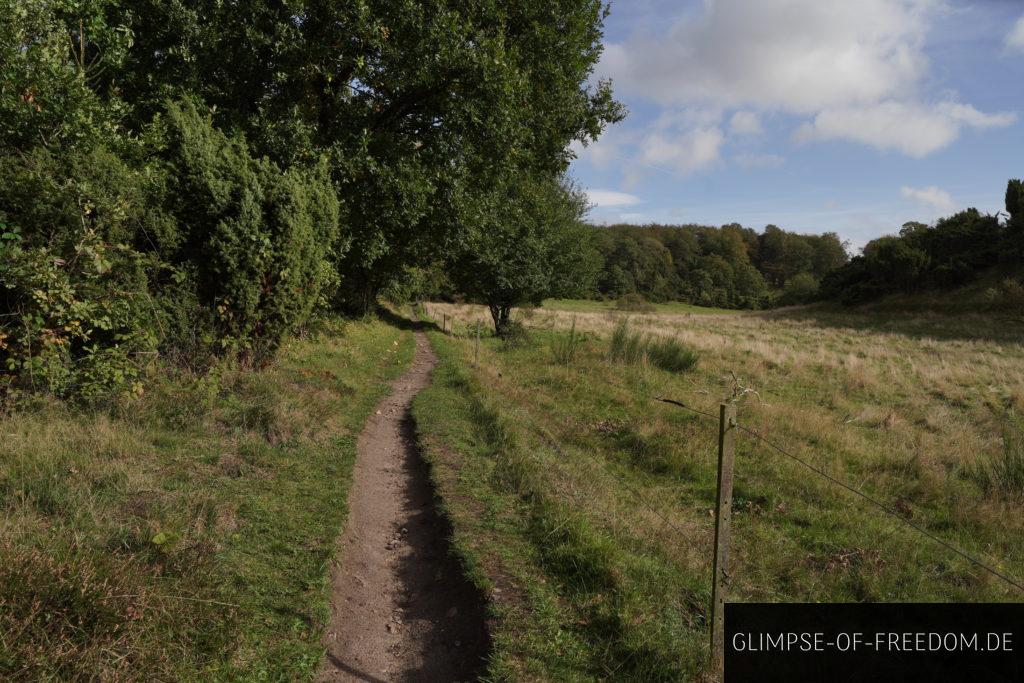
[646,336,700,373]
[499,320,533,350]
[776,272,820,307]
[608,318,646,365]
[550,316,584,365]
[0,228,156,405]
[163,99,341,358]
[615,292,656,313]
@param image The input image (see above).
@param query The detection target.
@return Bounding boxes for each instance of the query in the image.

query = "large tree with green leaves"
[111,0,623,313]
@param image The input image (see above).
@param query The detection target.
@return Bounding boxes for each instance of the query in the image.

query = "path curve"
[318,330,488,682]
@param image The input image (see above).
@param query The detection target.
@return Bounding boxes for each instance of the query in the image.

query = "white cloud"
[729,111,763,136]
[585,189,642,208]
[596,0,1012,158]
[1006,16,1024,53]
[600,0,934,112]
[794,101,1015,157]
[901,185,955,213]
[639,125,724,175]
[735,153,785,169]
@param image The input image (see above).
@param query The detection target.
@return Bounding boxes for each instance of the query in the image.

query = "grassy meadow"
[0,319,413,680]
[413,301,1024,681]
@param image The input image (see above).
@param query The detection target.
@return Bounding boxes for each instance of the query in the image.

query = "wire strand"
[656,397,1024,595]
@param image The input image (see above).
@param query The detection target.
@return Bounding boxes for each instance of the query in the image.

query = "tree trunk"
[489,304,511,337]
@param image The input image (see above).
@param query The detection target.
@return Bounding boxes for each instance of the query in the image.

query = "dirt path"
[318,330,488,683]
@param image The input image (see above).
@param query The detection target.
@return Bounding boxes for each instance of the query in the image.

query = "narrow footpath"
[318,330,488,683]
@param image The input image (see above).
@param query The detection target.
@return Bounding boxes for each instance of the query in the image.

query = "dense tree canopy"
[0,0,621,402]
[821,180,1023,305]
[575,223,848,309]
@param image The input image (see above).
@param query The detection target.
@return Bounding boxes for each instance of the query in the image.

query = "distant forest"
[587,223,847,308]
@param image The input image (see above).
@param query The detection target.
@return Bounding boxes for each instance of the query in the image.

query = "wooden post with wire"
[711,402,736,679]
[475,321,480,366]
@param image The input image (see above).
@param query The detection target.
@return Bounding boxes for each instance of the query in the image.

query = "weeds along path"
[318,330,488,682]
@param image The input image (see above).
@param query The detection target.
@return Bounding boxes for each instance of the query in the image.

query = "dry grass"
[414,300,1024,679]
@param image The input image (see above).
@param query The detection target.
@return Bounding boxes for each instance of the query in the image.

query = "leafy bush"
[0,228,156,404]
[162,100,341,357]
[776,272,820,306]
[614,292,656,313]
[550,316,584,365]
[499,320,532,350]
[646,336,700,373]
[984,278,1024,314]
[608,318,646,365]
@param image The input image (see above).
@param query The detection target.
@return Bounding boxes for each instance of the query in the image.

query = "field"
[542,299,740,316]
[0,319,413,680]
[413,301,1024,680]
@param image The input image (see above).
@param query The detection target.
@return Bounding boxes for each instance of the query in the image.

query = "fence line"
[657,397,1024,595]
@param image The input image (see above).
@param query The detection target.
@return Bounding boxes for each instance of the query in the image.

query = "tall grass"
[550,316,584,365]
[609,318,699,373]
[973,416,1024,497]
[608,318,647,365]
[646,336,700,373]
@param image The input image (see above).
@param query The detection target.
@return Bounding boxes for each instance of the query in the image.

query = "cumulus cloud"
[585,189,642,208]
[901,185,955,212]
[793,101,1016,157]
[596,0,1013,158]
[729,111,764,136]
[639,125,724,175]
[600,0,933,112]
[1006,16,1024,53]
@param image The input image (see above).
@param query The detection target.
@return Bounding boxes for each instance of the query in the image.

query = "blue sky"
[570,0,1024,251]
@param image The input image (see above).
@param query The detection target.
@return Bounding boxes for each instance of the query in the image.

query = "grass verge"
[0,317,414,680]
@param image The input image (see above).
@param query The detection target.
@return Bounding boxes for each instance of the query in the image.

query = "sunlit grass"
[0,318,414,680]
[416,301,1024,680]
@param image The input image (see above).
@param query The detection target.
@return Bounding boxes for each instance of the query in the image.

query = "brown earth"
[318,330,489,683]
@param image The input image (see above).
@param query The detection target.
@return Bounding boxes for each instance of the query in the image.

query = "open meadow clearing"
[413,301,1024,680]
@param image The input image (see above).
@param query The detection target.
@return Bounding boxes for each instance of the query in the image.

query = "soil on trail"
[319,330,489,683]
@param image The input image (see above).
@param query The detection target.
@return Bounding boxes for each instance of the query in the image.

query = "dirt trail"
[318,330,488,683]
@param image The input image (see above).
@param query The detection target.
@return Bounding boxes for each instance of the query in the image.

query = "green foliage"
[777,272,820,306]
[0,0,131,154]
[0,228,155,404]
[645,336,700,373]
[589,221,838,309]
[822,204,1011,305]
[162,100,341,356]
[450,175,599,335]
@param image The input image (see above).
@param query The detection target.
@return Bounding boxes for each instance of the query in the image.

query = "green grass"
[415,304,1024,681]
[645,336,700,373]
[541,298,740,316]
[0,317,414,681]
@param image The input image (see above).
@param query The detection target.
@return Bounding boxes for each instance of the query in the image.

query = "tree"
[450,175,595,335]
[113,0,624,314]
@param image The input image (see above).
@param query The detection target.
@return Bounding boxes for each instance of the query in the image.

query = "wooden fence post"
[711,402,736,679]
[475,321,480,366]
